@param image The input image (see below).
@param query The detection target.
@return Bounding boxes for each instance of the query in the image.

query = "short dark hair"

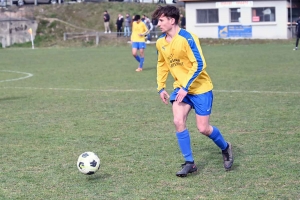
[134,15,141,21]
[152,5,180,24]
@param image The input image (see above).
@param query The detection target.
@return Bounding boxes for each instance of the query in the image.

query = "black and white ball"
[77,152,100,175]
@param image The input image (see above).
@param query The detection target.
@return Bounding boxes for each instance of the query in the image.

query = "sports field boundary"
[1,86,300,95]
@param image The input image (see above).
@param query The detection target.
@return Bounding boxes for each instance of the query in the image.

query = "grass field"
[0,43,300,199]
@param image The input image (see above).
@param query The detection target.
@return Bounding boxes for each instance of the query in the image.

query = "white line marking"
[0,87,148,92]
[0,70,34,83]
[215,90,300,94]
[0,86,299,95]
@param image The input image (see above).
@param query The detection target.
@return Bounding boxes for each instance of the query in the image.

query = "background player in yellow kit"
[131,15,149,72]
[152,5,234,177]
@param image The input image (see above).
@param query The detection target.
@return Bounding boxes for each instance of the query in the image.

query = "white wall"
[0,20,37,47]
[185,1,288,39]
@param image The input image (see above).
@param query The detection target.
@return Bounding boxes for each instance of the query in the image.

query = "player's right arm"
[131,22,136,41]
[159,90,170,105]
[156,49,169,93]
[156,43,170,104]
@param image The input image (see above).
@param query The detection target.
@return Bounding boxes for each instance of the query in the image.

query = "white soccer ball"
[77,152,100,175]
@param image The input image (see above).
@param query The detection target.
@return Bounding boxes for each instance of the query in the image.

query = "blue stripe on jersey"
[158,32,166,39]
[178,29,203,91]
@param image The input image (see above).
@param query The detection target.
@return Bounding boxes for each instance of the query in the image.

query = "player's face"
[157,15,174,33]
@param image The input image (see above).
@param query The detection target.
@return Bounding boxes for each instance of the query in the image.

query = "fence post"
[63,33,66,41]
[2,37,6,48]
[95,32,99,45]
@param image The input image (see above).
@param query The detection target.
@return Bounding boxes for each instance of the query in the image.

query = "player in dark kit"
[293,16,300,50]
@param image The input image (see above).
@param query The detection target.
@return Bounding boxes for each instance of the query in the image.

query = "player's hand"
[159,90,170,105]
[138,33,143,36]
[175,88,187,102]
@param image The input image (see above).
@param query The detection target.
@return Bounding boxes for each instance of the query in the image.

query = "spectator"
[158,0,166,3]
[180,14,186,29]
[141,14,147,23]
[124,13,131,37]
[151,18,158,38]
[145,18,153,43]
[103,10,111,34]
[116,14,124,37]
[293,16,300,50]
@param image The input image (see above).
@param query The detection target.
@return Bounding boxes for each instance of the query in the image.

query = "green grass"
[0,43,300,199]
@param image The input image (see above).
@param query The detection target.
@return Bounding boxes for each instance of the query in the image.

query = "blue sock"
[209,126,228,150]
[134,55,140,62]
[139,57,144,68]
[176,129,194,162]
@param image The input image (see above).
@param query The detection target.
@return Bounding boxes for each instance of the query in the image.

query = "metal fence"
[63,30,162,45]
[288,24,298,39]
[64,32,102,45]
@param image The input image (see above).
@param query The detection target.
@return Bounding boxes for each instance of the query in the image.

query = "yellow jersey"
[131,21,148,42]
[156,29,213,95]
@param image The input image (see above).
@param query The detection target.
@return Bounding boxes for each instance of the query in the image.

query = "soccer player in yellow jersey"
[131,15,149,72]
[152,5,234,177]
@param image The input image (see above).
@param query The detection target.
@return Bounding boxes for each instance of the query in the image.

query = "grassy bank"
[3,3,294,48]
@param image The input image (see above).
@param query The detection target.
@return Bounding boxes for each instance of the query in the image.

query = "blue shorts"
[170,88,213,116]
[132,42,146,49]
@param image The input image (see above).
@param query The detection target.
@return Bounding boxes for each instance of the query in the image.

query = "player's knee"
[173,118,186,132]
[197,125,210,136]
[132,53,138,57]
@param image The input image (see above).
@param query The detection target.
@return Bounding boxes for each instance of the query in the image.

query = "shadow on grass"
[86,173,112,181]
[142,66,156,71]
[195,144,240,172]
[0,96,27,101]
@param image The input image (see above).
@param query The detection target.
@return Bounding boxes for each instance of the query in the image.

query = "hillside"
[4,3,294,48]
[15,2,183,47]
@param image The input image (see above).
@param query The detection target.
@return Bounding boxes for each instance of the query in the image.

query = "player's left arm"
[139,23,150,36]
[182,36,204,92]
